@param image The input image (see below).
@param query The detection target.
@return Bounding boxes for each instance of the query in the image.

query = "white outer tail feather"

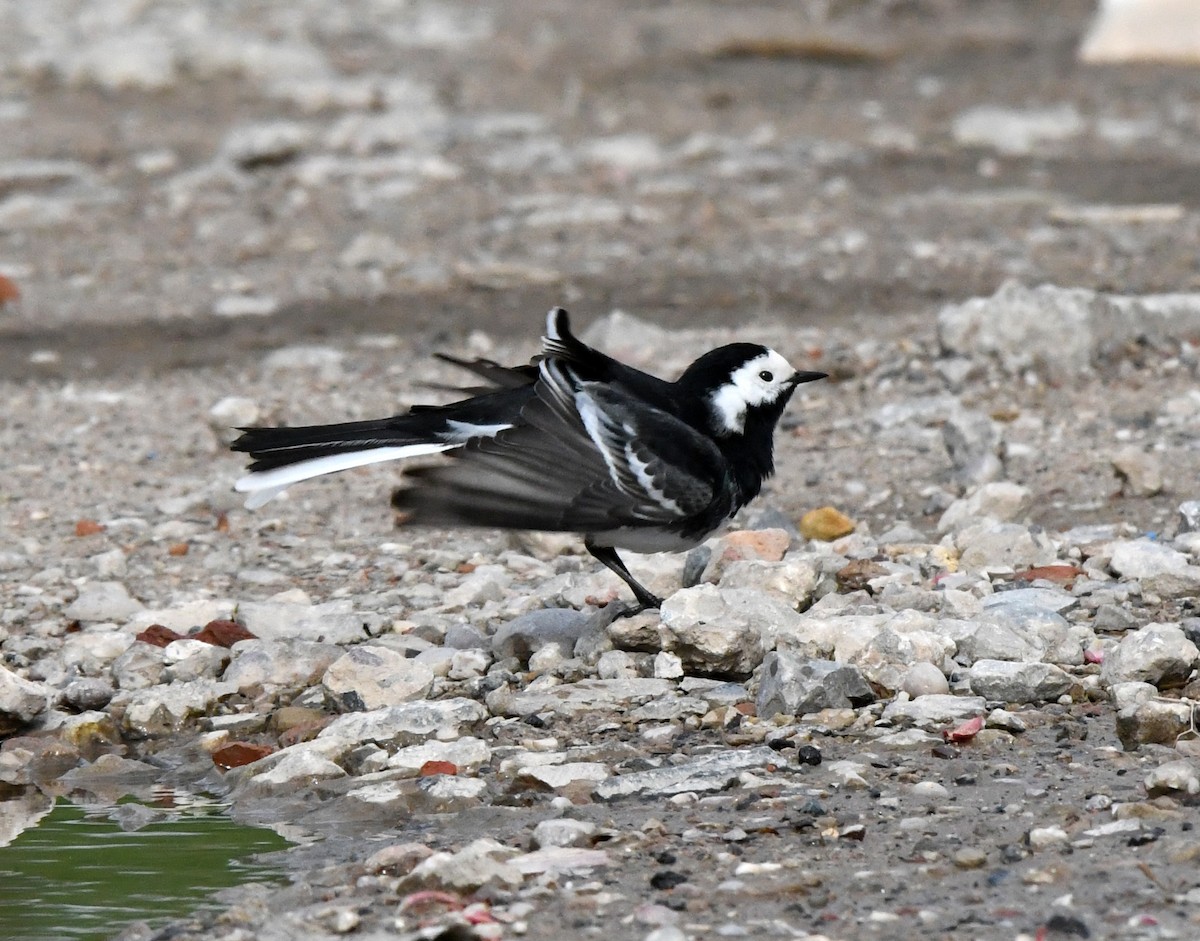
[234,442,454,509]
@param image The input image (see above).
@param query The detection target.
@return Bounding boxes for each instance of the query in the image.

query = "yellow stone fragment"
[798,506,856,541]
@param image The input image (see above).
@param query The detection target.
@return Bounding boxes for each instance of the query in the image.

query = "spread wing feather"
[393,358,730,534]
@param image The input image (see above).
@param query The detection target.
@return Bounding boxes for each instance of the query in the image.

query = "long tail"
[232,419,457,509]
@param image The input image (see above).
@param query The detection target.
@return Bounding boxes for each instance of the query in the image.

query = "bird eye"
[758,370,774,382]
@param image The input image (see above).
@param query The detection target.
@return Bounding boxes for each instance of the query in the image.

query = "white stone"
[519,762,610,789]
[387,736,492,775]
[938,482,1030,533]
[966,660,1074,703]
[323,646,435,710]
[1101,622,1199,688]
[1110,540,1189,579]
[64,582,143,622]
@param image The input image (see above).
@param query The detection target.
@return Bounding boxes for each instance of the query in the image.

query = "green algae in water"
[0,798,293,941]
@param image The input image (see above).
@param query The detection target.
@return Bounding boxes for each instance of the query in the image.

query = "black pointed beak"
[788,370,828,387]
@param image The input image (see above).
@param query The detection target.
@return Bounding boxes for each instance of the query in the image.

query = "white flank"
[235,442,454,509]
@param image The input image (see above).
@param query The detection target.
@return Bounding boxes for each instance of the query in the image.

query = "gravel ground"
[4,3,1200,941]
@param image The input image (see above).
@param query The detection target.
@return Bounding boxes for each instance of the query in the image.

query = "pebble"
[798,506,856,541]
[1179,500,1200,534]
[1144,760,1200,797]
[491,608,594,663]
[938,481,1030,533]
[966,659,1075,704]
[951,105,1084,155]
[882,694,988,728]
[658,585,803,675]
[1027,826,1070,851]
[519,761,610,790]
[755,653,874,719]
[531,818,598,849]
[1109,540,1189,579]
[63,581,144,622]
[223,639,342,691]
[322,645,435,710]
[0,665,53,728]
[953,847,988,869]
[1100,622,1199,688]
[1111,445,1165,497]
[899,661,950,697]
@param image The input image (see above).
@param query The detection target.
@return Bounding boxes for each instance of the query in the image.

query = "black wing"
[392,357,731,535]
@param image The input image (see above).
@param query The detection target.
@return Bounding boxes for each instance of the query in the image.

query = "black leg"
[585,539,663,614]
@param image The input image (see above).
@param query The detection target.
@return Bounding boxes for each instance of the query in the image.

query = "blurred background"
[1,0,1198,378]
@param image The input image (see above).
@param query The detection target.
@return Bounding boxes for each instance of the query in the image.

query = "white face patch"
[708,350,797,435]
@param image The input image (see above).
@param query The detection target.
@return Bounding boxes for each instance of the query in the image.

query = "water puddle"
[0,793,293,941]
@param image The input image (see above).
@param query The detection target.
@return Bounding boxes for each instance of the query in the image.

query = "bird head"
[680,343,825,440]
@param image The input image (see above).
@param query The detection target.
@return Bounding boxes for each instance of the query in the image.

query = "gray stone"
[1179,501,1200,534]
[981,587,1078,614]
[1141,566,1200,601]
[518,762,610,789]
[444,623,489,649]
[316,698,486,751]
[943,605,1075,665]
[956,522,1058,570]
[966,659,1074,703]
[492,608,593,663]
[1111,446,1165,497]
[222,121,312,168]
[659,585,805,675]
[1110,540,1189,579]
[881,694,988,728]
[1144,760,1200,797]
[596,650,639,679]
[61,630,135,674]
[531,818,598,849]
[714,557,820,608]
[63,582,144,622]
[400,839,521,892]
[952,105,1084,155]
[937,281,1101,378]
[386,736,492,775]
[503,678,673,718]
[110,643,166,690]
[247,747,346,791]
[236,598,386,644]
[594,747,780,799]
[1101,622,1199,688]
[321,645,435,711]
[899,661,950,698]
[942,409,1003,486]
[939,483,1028,532]
[755,653,874,719]
[62,677,114,711]
[222,639,341,691]
[653,651,684,679]
[119,680,238,737]
[0,665,53,727]
[162,639,230,682]
[1108,696,1195,748]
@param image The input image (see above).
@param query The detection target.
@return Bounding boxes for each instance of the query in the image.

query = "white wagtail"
[232,309,825,611]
